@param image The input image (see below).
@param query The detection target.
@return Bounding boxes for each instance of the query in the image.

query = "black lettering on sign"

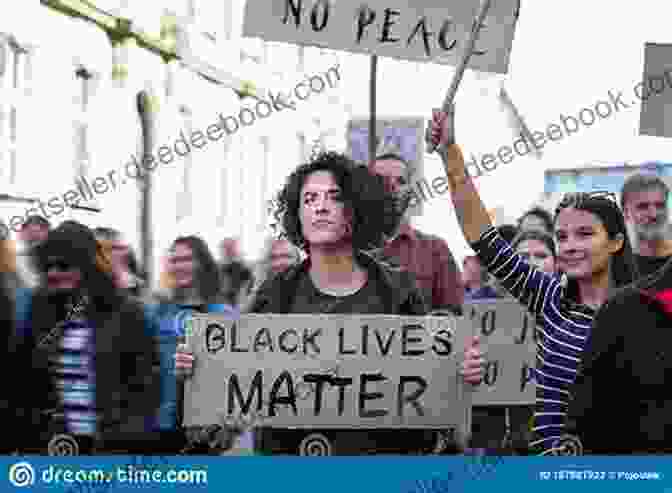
[520,363,533,392]
[282,0,330,31]
[432,329,453,356]
[374,328,396,356]
[483,360,499,386]
[438,18,457,51]
[231,321,249,352]
[359,373,389,418]
[515,312,533,344]
[397,376,427,417]
[338,327,356,355]
[406,17,433,57]
[205,323,226,354]
[278,329,298,354]
[481,310,496,336]
[302,328,322,355]
[331,376,354,416]
[282,0,302,27]
[401,324,425,356]
[379,8,400,43]
[268,370,298,417]
[253,327,274,352]
[361,325,369,356]
[228,370,263,414]
[310,0,330,32]
[356,5,376,43]
[303,373,330,415]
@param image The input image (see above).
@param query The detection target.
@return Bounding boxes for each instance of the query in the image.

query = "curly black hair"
[272,151,400,253]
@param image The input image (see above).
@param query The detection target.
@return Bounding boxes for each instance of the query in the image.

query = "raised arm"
[428,108,562,317]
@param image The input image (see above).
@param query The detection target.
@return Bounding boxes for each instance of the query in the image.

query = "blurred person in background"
[3,221,160,454]
[620,173,672,277]
[511,230,557,274]
[219,237,254,308]
[94,227,144,297]
[16,215,50,289]
[517,207,554,236]
[147,235,240,454]
[369,152,464,316]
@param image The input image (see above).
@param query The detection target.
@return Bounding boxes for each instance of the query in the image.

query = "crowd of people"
[0,104,670,456]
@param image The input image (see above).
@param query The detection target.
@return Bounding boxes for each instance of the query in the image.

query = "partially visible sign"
[243,0,520,74]
[465,300,536,406]
[184,314,470,434]
[639,42,672,138]
[346,117,425,217]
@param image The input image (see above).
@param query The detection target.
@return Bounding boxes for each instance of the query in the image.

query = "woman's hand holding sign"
[460,336,485,385]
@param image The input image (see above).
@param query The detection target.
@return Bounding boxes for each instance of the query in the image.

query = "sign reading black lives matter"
[183,314,470,434]
[465,300,536,406]
[243,0,520,74]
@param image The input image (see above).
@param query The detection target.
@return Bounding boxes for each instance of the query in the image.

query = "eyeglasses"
[556,191,619,212]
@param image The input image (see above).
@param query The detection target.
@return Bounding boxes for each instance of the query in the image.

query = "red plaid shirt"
[381,223,464,312]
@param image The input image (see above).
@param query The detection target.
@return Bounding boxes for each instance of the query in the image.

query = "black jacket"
[568,281,672,454]
[3,290,162,454]
[249,251,428,315]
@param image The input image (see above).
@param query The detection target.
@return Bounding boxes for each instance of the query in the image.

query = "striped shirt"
[471,227,594,453]
[51,320,97,436]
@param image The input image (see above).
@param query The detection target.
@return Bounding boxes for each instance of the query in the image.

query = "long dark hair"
[554,192,639,302]
[170,235,221,303]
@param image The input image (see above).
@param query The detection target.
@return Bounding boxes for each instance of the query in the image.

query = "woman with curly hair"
[176,151,484,455]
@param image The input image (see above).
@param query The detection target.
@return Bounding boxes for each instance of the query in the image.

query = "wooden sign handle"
[426,0,493,153]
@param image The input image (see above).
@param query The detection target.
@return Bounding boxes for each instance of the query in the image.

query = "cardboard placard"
[639,42,672,138]
[184,314,470,434]
[243,0,520,74]
[465,300,536,406]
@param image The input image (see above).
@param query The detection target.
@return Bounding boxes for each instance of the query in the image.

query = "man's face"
[624,188,669,241]
[371,158,411,213]
[110,239,129,270]
[20,224,49,246]
[299,170,352,248]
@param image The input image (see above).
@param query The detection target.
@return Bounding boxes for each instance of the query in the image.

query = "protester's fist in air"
[460,335,485,385]
[426,104,465,175]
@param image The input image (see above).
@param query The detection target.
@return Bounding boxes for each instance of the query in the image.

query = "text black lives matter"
[3,65,341,235]
[204,321,453,419]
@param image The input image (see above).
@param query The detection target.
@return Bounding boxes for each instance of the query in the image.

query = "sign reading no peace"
[243,0,520,74]
[184,313,470,434]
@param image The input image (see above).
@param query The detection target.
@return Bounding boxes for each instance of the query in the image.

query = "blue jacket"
[144,301,238,432]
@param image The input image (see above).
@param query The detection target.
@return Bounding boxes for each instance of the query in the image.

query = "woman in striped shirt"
[428,107,638,454]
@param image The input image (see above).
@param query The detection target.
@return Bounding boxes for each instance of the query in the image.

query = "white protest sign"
[184,313,470,435]
[243,0,520,74]
[639,42,672,138]
[464,300,536,406]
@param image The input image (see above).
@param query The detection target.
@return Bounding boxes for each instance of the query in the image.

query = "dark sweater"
[568,273,672,454]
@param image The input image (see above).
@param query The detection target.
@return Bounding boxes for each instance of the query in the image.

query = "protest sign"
[639,42,672,138]
[243,0,520,74]
[346,117,425,216]
[464,300,536,406]
[183,313,470,436]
